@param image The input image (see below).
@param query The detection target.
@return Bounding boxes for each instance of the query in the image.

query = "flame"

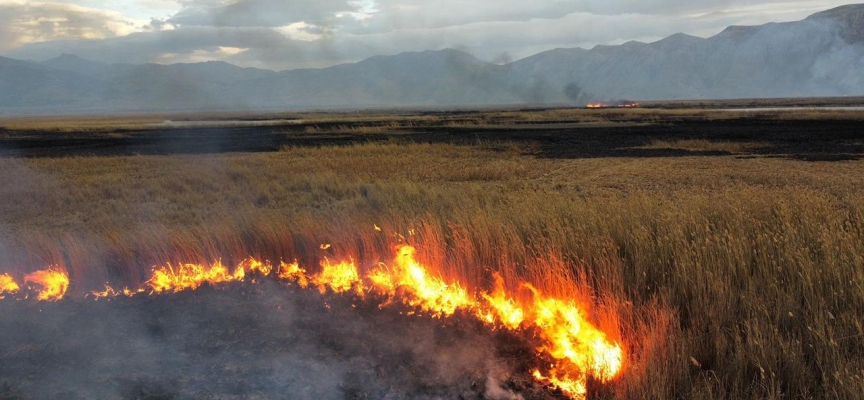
[237,257,273,277]
[312,259,360,294]
[480,273,524,329]
[277,261,307,286]
[0,244,623,398]
[586,101,639,109]
[279,244,624,396]
[0,273,20,298]
[529,289,624,394]
[378,245,472,316]
[90,284,145,299]
[23,268,69,301]
[147,260,244,293]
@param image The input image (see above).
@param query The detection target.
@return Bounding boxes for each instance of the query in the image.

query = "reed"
[1,141,862,399]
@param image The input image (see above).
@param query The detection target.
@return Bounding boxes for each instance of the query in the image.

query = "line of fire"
[585,101,640,109]
[0,243,624,399]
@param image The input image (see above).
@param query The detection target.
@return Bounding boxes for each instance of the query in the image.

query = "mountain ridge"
[1,4,863,114]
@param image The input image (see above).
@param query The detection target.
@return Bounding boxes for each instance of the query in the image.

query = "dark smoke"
[562,83,585,103]
[0,279,552,399]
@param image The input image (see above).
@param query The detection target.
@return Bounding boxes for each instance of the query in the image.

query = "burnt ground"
[0,279,555,400]
[0,114,863,161]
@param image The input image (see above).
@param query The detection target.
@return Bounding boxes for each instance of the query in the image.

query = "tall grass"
[0,142,862,398]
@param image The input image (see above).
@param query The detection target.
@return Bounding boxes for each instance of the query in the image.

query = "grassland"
[1,108,863,399]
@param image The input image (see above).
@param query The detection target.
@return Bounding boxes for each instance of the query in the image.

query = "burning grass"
[1,132,863,398]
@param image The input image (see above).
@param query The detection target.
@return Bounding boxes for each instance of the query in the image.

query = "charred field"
[1,280,549,400]
[1,105,863,399]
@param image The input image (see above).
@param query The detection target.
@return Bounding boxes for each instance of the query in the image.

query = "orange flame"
[378,245,472,316]
[277,261,307,286]
[529,288,624,394]
[480,273,524,329]
[0,273,20,298]
[0,244,623,398]
[148,260,240,293]
[586,102,639,109]
[23,268,69,301]
[312,259,360,294]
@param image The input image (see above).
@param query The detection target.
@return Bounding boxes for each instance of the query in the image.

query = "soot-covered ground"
[2,112,863,162]
[0,280,557,400]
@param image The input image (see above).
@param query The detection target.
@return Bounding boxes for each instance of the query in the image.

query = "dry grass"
[1,140,863,399]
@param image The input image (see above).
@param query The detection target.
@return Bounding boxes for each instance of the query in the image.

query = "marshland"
[1,106,863,399]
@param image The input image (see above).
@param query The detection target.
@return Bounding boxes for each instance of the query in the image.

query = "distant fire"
[586,101,639,109]
[1,244,624,399]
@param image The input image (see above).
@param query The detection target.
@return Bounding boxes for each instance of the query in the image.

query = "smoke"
[485,374,525,400]
[0,279,546,399]
[563,82,586,103]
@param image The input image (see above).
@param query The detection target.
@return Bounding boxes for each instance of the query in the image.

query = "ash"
[0,280,554,400]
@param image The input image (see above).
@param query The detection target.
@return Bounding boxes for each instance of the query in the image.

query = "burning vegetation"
[586,101,640,109]
[3,111,864,399]
[0,243,623,399]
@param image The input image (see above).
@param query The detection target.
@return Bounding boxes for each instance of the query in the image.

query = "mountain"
[40,53,128,76]
[807,4,864,43]
[0,4,863,114]
[507,4,864,101]
[231,49,522,108]
[0,55,102,110]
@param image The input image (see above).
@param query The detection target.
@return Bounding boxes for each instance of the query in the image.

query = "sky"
[0,0,856,70]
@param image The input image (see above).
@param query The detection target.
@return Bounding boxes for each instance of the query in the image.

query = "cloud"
[0,0,856,69]
[169,0,358,27]
[341,0,849,34]
[0,1,149,51]
[3,25,292,65]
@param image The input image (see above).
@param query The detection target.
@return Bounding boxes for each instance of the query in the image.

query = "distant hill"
[1,4,863,114]
[507,3,864,101]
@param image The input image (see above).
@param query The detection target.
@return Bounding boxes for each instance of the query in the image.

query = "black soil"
[0,280,557,400]
[1,114,862,161]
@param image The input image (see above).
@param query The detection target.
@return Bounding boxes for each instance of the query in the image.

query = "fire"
[312,259,361,294]
[586,101,639,109]
[380,245,472,316]
[277,261,307,286]
[529,291,624,393]
[0,244,624,398]
[148,260,245,293]
[23,268,69,301]
[480,273,524,329]
[0,273,20,298]
[237,258,273,277]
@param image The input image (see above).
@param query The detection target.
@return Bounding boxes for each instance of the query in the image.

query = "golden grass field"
[1,108,863,398]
